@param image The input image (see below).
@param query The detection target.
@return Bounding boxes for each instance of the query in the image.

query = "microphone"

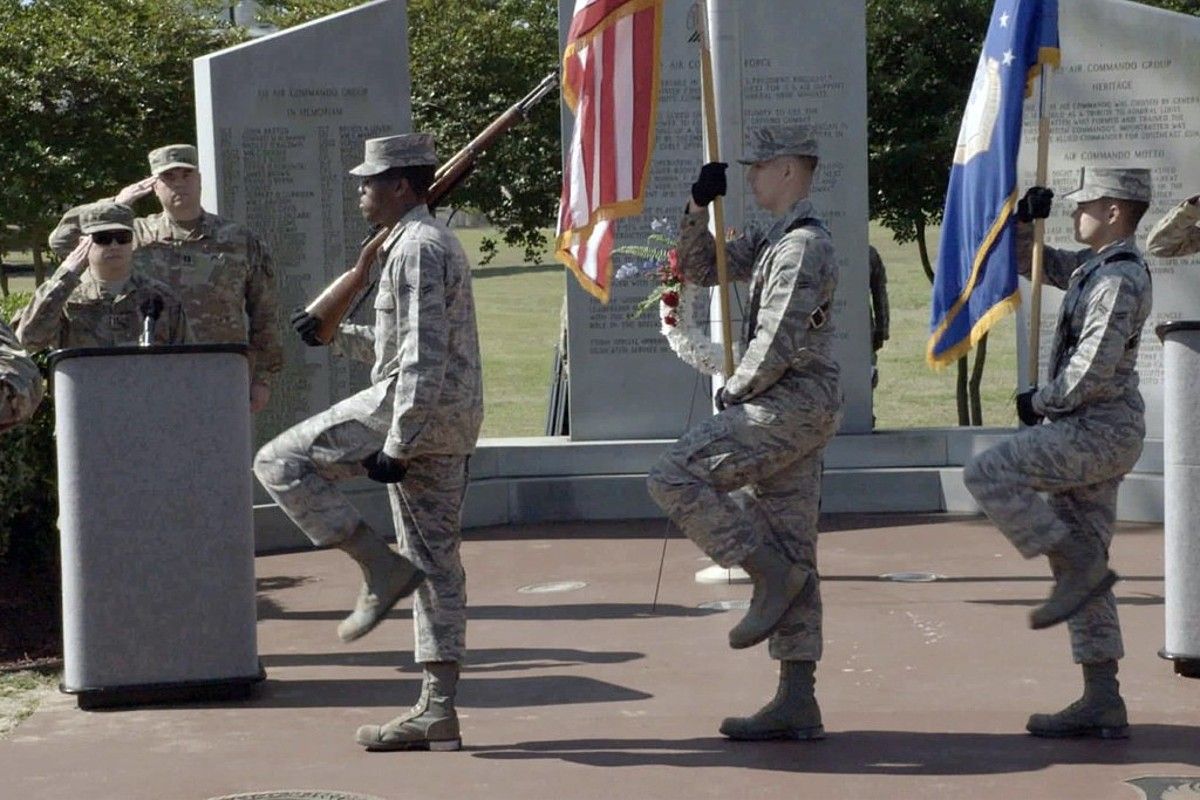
[140,295,164,346]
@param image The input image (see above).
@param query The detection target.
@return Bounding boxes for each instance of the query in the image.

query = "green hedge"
[0,292,58,565]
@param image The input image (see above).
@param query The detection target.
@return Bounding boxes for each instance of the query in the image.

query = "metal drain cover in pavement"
[880,571,943,583]
[208,793,388,800]
[517,580,587,593]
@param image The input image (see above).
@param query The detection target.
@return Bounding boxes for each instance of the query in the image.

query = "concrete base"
[253,428,1166,552]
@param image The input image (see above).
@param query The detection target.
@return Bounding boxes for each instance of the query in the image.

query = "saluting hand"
[62,238,91,276]
[114,176,158,206]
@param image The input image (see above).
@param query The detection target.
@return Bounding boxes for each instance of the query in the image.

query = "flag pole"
[696,0,735,378]
[1026,68,1053,387]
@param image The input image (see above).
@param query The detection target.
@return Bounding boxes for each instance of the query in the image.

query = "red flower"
[664,313,678,327]
[666,248,683,281]
[662,290,679,308]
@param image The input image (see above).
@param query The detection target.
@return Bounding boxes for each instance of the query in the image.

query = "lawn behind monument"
[4,222,1021,436]
[457,222,1021,434]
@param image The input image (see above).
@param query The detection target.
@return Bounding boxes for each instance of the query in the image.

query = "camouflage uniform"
[255,203,483,664]
[0,320,44,434]
[964,172,1153,664]
[869,245,889,390]
[16,267,189,351]
[647,195,841,662]
[1146,198,1200,258]
[48,148,282,386]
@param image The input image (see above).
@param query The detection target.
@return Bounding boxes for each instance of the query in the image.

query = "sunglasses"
[91,230,133,246]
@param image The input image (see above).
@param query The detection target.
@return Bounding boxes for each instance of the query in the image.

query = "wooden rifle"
[303,71,560,344]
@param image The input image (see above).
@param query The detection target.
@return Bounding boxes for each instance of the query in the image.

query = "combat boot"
[728,545,810,649]
[1029,532,1117,630]
[336,524,425,642]
[719,660,825,740]
[1026,660,1129,738]
[356,661,462,751]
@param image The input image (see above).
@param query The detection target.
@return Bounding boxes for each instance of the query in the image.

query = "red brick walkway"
[4,514,1197,800]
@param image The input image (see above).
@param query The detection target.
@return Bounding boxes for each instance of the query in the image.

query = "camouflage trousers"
[253,380,469,664]
[647,398,840,661]
[964,408,1144,663]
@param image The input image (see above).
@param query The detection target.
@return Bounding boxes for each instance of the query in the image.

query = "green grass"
[3,222,1024,435]
[459,228,563,437]
[872,222,1019,429]
[0,670,57,740]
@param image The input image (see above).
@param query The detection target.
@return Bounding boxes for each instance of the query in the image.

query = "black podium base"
[63,663,266,710]
[1158,648,1200,679]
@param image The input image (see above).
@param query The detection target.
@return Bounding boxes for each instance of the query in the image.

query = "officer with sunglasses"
[47,144,281,413]
[17,202,190,350]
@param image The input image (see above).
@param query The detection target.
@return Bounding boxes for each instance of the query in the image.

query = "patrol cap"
[79,201,135,235]
[737,125,820,165]
[349,133,439,177]
[1062,166,1152,204]
[148,144,199,175]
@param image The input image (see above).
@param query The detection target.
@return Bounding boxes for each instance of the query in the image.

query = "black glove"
[691,162,728,207]
[715,387,738,411]
[362,450,407,483]
[1016,186,1054,223]
[1016,389,1044,427]
[290,307,324,347]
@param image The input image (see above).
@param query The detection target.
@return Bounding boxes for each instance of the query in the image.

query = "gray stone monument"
[559,0,871,440]
[194,0,412,445]
[1018,0,1200,439]
[559,0,713,440]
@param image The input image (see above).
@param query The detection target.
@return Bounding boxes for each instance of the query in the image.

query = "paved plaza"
[3,513,1198,800]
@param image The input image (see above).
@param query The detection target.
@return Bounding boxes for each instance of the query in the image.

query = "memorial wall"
[194,0,411,446]
[560,0,871,441]
[1018,0,1200,438]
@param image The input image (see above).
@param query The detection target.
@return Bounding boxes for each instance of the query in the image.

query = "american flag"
[556,0,663,303]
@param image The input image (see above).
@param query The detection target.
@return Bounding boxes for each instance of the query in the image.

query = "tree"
[259,0,561,264]
[866,0,992,425]
[0,0,243,283]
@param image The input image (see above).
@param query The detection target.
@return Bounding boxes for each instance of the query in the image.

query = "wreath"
[613,219,728,377]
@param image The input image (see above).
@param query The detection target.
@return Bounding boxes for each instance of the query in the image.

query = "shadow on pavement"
[241,675,652,709]
[261,646,644,672]
[469,725,1200,774]
[255,602,721,622]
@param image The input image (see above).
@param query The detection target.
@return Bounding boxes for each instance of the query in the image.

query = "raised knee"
[253,440,300,488]
[962,455,989,497]
[647,456,690,509]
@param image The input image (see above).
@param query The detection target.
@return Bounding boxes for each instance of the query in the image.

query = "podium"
[51,345,264,708]
[1156,322,1200,678]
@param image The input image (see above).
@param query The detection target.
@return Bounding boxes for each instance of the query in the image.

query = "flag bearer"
[647,124,842,741]
[964,167,1153,738]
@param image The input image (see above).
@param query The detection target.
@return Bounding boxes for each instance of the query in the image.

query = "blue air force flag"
[926,0,1059,367]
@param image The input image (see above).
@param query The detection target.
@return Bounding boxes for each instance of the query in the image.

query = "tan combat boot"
[720,660,825,740]
[356,661,462,751]
[336,524,425,642]
[1029,532,1117,630]
[1026,660,1129,738]
[728,545,810,649]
